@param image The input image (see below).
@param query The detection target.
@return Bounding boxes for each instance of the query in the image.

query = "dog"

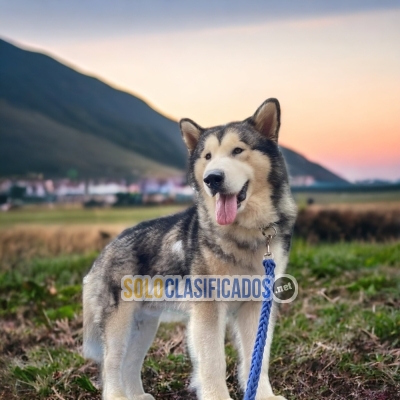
[83,98,297,400]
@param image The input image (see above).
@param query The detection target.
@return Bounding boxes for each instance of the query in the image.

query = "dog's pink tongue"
[215,194,237,225]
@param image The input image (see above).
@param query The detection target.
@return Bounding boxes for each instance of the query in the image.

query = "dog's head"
[180,98,291,229]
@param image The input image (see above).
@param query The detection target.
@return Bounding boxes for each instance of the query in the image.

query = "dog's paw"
[131,394,155,400]
[263,396,287,400]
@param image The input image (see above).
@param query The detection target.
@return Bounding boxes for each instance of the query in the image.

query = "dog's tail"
[82,272,104,363]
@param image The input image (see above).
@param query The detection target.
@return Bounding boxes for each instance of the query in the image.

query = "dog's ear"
[179,118,204,152]
[249,98,281,142]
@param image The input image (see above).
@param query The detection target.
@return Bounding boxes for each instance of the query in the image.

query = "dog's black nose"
[203,170,224,191]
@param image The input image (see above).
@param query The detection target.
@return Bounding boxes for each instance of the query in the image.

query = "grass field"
[0,204,399,399]
[1,187,400,228]
[0,205,185,228]
[293,190,400,206]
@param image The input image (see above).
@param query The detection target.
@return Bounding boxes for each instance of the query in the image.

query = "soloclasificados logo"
[121,275,298,303]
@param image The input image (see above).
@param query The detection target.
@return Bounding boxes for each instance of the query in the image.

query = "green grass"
[0,205,185,227]
[293,190,400,205]
[12,347,91,397]
[0,241,399,399]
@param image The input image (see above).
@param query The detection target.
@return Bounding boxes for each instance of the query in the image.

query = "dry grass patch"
[295,206,400,242]
[0,225,121,269]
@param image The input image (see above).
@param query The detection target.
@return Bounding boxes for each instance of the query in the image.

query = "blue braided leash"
[243,257,276,400]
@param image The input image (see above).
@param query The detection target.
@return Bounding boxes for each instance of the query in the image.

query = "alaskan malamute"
[83,98,297,400]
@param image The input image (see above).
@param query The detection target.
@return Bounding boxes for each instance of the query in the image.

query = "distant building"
[290,175,316,187]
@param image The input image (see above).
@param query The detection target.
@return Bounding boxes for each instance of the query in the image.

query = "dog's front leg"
[234,301,286,400]
[188,302,232,400]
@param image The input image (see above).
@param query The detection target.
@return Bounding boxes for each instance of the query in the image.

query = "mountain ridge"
[0,38,187,173]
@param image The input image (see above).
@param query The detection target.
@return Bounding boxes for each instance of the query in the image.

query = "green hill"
[0,38,186,178]
[0,101,179,178]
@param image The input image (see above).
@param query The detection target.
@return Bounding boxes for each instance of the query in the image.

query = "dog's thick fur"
[83,98,297,400]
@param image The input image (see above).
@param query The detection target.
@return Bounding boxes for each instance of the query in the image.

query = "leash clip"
[261,224,277,259]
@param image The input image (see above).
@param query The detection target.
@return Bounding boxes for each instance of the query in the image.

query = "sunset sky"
[1,1,399,181]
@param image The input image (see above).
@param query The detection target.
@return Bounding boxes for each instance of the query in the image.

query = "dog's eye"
[205,153,212,160]
[232,148,244,155]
